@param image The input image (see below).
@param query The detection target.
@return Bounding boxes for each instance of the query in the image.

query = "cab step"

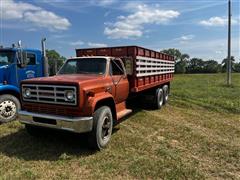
[117,109,132,120]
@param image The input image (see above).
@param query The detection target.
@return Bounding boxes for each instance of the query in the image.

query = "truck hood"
[22,74,105,85]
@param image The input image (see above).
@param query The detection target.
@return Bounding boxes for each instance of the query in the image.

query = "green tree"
[233,62,240,73]
[46,50,66,76]
[203,60,220,73]
[221,56,235,73]
[161,48,181,61]
[187,58,205,73]
[175,61,188,74]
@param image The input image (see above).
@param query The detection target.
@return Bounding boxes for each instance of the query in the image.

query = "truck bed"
[76,46,174,93]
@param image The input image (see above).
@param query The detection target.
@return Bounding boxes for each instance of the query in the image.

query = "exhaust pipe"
[41,38,49,77]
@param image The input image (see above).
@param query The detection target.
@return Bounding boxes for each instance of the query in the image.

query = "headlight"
[23,88,31,98]
[65,90,74,101]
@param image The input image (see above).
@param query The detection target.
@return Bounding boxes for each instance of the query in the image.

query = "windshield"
[0,51,14,66]
[58,58,107,75]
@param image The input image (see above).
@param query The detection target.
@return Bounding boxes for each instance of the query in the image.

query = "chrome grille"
[22,84,77,106]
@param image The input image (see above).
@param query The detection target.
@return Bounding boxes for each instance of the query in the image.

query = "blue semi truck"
[0,39,48,123]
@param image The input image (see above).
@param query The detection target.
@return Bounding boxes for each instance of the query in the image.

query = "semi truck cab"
[0,40,47,122]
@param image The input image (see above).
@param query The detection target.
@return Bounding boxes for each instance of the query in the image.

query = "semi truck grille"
[22,84,77,106]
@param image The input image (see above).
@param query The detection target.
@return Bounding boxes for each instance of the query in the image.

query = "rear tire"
[0,94,20,123]
[162,85,169,104]
[154,88,164,109]
[88,106,113,150]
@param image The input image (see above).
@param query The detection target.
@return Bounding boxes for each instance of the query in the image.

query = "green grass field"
[0,74,239,179]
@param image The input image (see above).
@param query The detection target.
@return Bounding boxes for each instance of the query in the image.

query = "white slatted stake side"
[136,56,175,77]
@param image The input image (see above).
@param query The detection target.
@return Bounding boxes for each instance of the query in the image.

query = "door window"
[110,60,124,76]
[26,53,36,65]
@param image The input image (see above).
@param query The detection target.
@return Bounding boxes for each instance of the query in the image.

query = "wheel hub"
[101,116,111,139]
[0,100,17,119]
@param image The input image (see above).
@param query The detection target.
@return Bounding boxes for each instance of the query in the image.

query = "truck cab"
[0,46,45,122]
[19,56,131,149]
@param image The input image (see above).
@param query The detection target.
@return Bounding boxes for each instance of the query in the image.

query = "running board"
[117,109,132,120]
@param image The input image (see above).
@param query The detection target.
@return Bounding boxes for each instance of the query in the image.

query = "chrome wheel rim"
[101,116,111,141]
[165,89,169,101]
[0,100,17,120]
[158,90,163,106]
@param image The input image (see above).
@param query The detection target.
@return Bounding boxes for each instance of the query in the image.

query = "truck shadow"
[0,98,153,161]
[0,127,101,161]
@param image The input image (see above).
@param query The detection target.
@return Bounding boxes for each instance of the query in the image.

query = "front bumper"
[18,110,93,133]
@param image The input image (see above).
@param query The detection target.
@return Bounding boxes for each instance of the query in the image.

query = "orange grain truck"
[19,46,174,150]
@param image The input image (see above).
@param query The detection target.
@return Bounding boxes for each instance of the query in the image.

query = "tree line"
[161,49,240,74]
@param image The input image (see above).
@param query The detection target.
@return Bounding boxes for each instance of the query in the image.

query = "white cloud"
[215,50,223,54]
[199,16,238,26]
[175,34,195,44]
[24,11,70,31]
[69,40,84,46]
[104,4,180,39]
[88,0,116,6]
[97,0,116,6]
[177,35,195,41]
[88,42,108,47]
[1,0,71,31]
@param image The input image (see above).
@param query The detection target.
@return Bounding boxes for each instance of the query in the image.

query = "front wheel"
[88,106,113,150]
[0,94,20,123]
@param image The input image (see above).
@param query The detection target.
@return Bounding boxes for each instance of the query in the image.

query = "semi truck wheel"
[88,106,113,150]
[154,88,164,109]
[162,85,169,104]
[0,94,20,123]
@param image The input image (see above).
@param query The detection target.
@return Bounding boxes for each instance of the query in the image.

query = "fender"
[87,91,115,114]
[0,84,20,95]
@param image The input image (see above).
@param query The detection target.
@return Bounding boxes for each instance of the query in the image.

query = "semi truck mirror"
[16,51,27,68]
[20,52,27,68]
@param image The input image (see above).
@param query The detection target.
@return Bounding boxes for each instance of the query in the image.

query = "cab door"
[17,51,40,86]
[109,59,129,104]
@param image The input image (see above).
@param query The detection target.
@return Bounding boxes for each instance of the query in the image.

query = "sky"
[0,0,239,62]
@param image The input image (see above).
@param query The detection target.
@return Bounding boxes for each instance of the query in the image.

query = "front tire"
[88,106,113,150]
[0,94,20,123]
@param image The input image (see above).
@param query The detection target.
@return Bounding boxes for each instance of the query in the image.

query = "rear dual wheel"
[154,85,169,109]
[162,85,169,104]
[154,88,164,109]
